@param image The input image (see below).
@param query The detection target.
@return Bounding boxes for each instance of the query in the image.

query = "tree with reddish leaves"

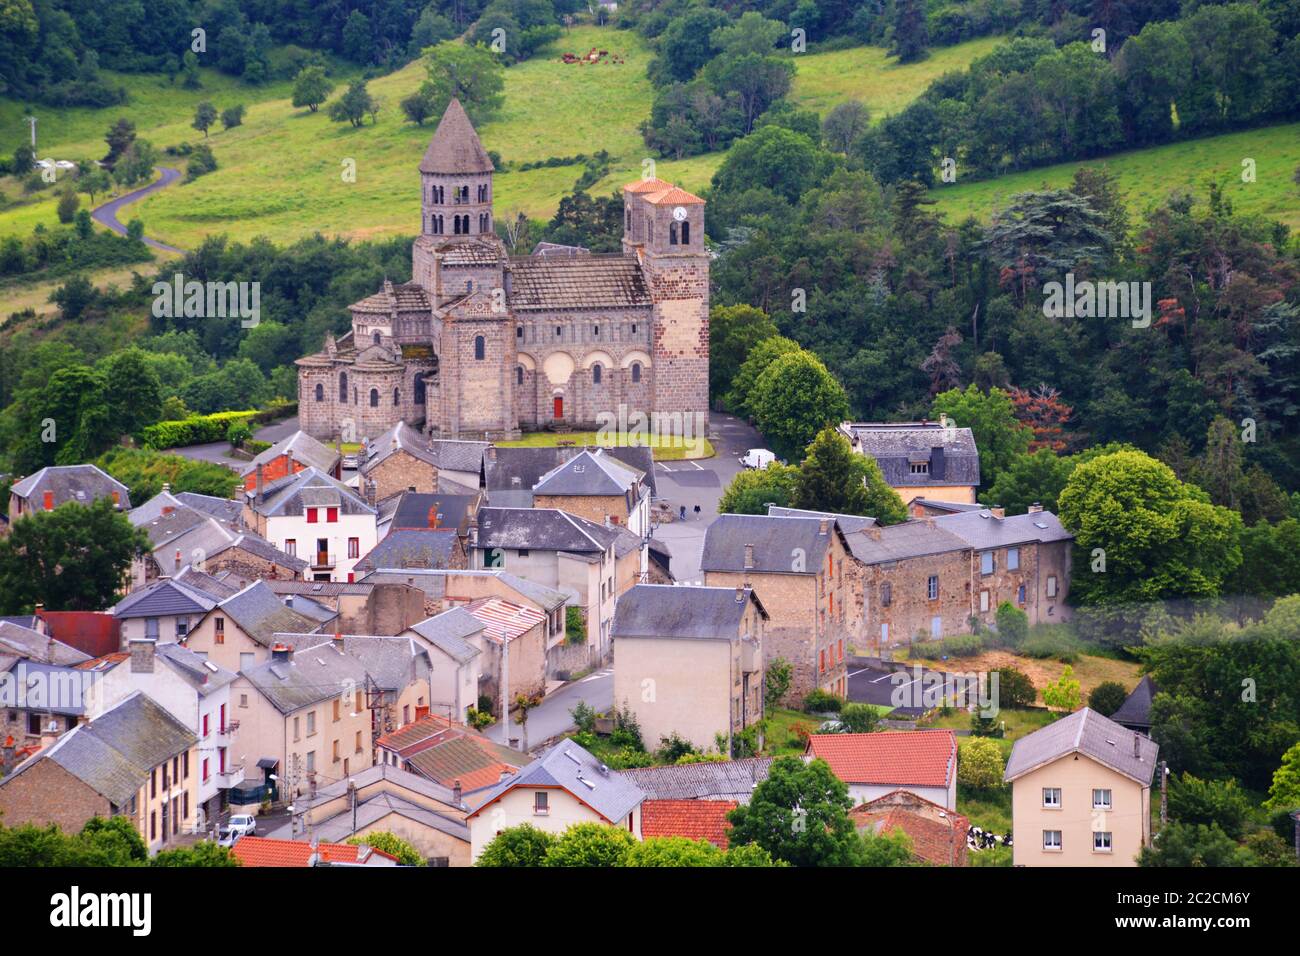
[1009,384,1074,453]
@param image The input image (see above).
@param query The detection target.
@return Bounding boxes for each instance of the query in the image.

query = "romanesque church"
[297,98,709,442]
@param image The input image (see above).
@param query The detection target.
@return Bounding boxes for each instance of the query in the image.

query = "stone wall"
[0,755,113,833]
[364,451,438,500]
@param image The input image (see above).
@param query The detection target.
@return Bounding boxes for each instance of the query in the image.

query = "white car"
[218,814,257,846]
[738,448,776,470]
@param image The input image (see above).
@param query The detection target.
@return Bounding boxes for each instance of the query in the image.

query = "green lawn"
[931,121,1300,230]
[919,706,1056,743]
[497,429,714,461]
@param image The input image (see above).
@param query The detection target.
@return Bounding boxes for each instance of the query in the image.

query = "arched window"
[631,362,641,383]
[516,366,524,385]
[682,221,690,245]
[592,364,602,384]
[466,279,473,292]
[339,372,348,403]
[414,376,426,405]
[315,383,324,402]
[373,332,381,346]
[474,336,485,360]
[393,387,401,406]
[669,221,679,245]
[369,389,379,407]
[625,208,632,231]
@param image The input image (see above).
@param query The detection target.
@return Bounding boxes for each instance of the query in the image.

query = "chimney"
[162,482,171,494]
[162,505,174,515]
[255,463,265,504]
[1028,502,1044,514]
[486,446,497,462]
[1133,734,1140,759]
[271,643,292,663]
[743,543,754,570]
[129,637,156,674]
[415,705,429,720]
[735,585,745,604]
[818,517,829,535]
[991,506,1005,520]
[452,779,463,804]
[333,630,344,651]
[365,480,377,508]
[174,549,182,571]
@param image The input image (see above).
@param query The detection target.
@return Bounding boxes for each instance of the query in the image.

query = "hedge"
[141,410,259,449]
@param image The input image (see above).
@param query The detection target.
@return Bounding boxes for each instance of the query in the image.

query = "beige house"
[612,584,767,754]
[231,641,374,800]
[184,580,331,673]
[838,421,980,505]
[1004,708,1159,866]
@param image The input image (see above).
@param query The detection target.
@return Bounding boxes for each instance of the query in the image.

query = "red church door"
[553,396,564,419]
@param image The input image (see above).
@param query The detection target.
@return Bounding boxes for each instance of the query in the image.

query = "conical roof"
[420,98,494,174]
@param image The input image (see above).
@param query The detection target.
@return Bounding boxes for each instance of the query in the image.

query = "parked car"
[738,448,776,470]
[217,814,257,846]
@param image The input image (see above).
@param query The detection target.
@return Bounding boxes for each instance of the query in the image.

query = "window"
[175,617,190,639]
[285,539,296,557]
[339,372,348,403]
[669,221,679,245]
[356,730,363,753]
[220,704,226,734]
[240,651,255,672]
[315,383,324,402]
[1092,788,1112,810]
[307,507,318,523]
[631,362,641,383]
[927,575,939,600]
[880,582,892,607]
[930,616,942,638]
[534,792,549,815]
[394,387,401,406]
[979,590,990,612]
[1093,831,1112,853]
[356,690,363,713]
[593,325,599,336]
[516,366,524,385]
[218,747,226,773]
[369,388,379,408]
[333,699,341,723]
[1017,583,1026,605]
[1007,547,1020,570]
[146,617,159,639]
[819,649,826,672]
[910,461,929,474]
[474,336,485,360]
[150,812,156,842]
[183,752,188,779]
[980,551,995,575]
[327,507,338,523]
[1043,830,1062,850]
[1046,575,1058,598]
[1042,787,1061,808]
[333,740,340,762]
[202,714,210,738]
[293,717,300,741]
[239,694,248,708]
[682,221,690,244]
[592,364,602,384]
[306,751,315,773]
[414,376,426,405]
[881,622,889,644]
[307,712,316,736]
[214,617,225,644]
[348,537,360,559]
[202,758,210,782]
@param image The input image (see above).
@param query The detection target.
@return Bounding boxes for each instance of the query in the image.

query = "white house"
[402,608,485,724]
[805,730,958,810]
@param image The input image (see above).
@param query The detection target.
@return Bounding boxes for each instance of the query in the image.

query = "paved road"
[169,416,303,470]
[91,166,185,254]
[483,667,613,753]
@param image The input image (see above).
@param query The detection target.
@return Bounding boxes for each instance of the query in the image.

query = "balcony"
[312,552,337,569]
[217,763,246,788]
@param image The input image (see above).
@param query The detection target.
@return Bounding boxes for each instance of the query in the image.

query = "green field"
[931,122,1300,230]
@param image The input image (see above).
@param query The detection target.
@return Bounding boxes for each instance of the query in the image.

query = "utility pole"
[500,633,512,750]
[25,116,36,151]
[1159,760,1168,825]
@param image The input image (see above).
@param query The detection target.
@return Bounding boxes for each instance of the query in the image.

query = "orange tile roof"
[806,730,957,788]
[642,185,704,206]
[75,652,129,671]
[640,799,737,849]
[623,177,671,193]
[230,836,397,867]
[849,791,969,866]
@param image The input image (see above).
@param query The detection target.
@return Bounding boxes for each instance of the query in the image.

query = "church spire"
[419,98,495,174]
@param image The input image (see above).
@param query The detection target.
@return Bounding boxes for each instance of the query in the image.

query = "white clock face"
[673,206,687,222]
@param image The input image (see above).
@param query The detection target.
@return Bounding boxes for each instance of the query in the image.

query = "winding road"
[90,166,186,254]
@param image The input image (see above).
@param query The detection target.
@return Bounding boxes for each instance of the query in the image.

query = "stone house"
[701,513,853,703]
[239,430,341,492]
[838,421,981,505]
[461,596,547,714]
[849,790,970,866]
[7,464,129,529]
[183,580,332,673]
[358,421,441,499]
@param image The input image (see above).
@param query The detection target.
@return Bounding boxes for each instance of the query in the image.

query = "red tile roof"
[230,836,398,867]
[806,730,957,788]
[376,714,526,792]
[463,596,544,644]
[849,790,969,866]
[640,799,737,849]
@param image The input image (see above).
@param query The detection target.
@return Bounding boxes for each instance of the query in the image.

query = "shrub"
[345,831,423,866]
[564,605,585,645]
[958,737,1005,789]
[476,824,557,867]
[993,601,1029,648]
[991,667,1037,709]
[610,703,644,751]
[466,707,494,730]
[838,703,880,734]
[1168,773,1251,840]
[1042,665,1081,711]
[1021,629,1080,662]
[141,410,258,449]
[226,420,252,448]
[1087,680,1129,717]
[657,732,695,763]
[765,657,793,707]
[569,700,596,734]
[942,633,984,657]
[802,689,843,714]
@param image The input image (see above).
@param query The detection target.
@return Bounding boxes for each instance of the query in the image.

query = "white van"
[739,448,776,470]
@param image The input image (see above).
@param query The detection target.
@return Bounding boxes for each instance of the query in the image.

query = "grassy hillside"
[2,29,1009,252]
[931,122,1300,229]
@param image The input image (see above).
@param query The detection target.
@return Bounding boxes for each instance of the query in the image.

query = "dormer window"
[910,461,929,475]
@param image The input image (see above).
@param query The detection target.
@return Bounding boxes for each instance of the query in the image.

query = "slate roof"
[240,641,370,714]
[217,581,326,647]
[766,505,877,533]
[475,507,616,555]
[1110,676,1157,730]
[250,467,375,518]
[279,594,338,624]
[807,730,958,789]
[532,449,643,497]
[841,422,981,488]
[429,440,490,475]
[467,740,646,823]
[361,422,439,473]
[113,578,221,619]
[841,521,969,566]
[155,642,238,696]
[0,621,91,666]
[641,800,737,848]
[242,430,340,477]
[11,464,130,510]
[407,608,484,664]
[389,492,477,534]
[339,635,431,692]
[612,584,764,641]
[2,692,196,806]
[0,660,88,715]
[618,757,773,802]
[932,510,1073,550]
[419,98,494,174]
[175,492,244,524]
[174,566,242,601]
[484,446,656,497]
[1004,708,1159,786]
[353,528,459,573]
[505,254,652,311]
[700,514,845,575]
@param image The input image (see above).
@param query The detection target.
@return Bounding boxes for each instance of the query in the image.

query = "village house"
[481,445,657,518]
[403,608,485,723]
[231,640,374,801]
[0,691,198,854]
[611,584,767,755]
[357,422,442,499]
[619,756,773,803]
[849,790,970,866]
[7,464,130,529]
[353,526,468,574]
[465,740,645,862]
[528,448,654,540]
[1004,707,1159,866]
[806,729,959,810]
[113,576,226,646]
[261,578,430,635]
[376,712,526,796]
[264,763,471,866]
[701,513,853,703]
[0,659,87,772]
[183,580,332,673]
[78,640,241,829]
[377,489,479,540]
[243,466,378,583]
[461,595,548,715]
[0,619,90,666]
[640,800,737,849]
[239,430,342,492]
[838,421,981,505]
[231,835,400,867]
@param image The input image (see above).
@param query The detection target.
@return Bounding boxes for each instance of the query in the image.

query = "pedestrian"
[679,505,686,520]
[693,504,701,519]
